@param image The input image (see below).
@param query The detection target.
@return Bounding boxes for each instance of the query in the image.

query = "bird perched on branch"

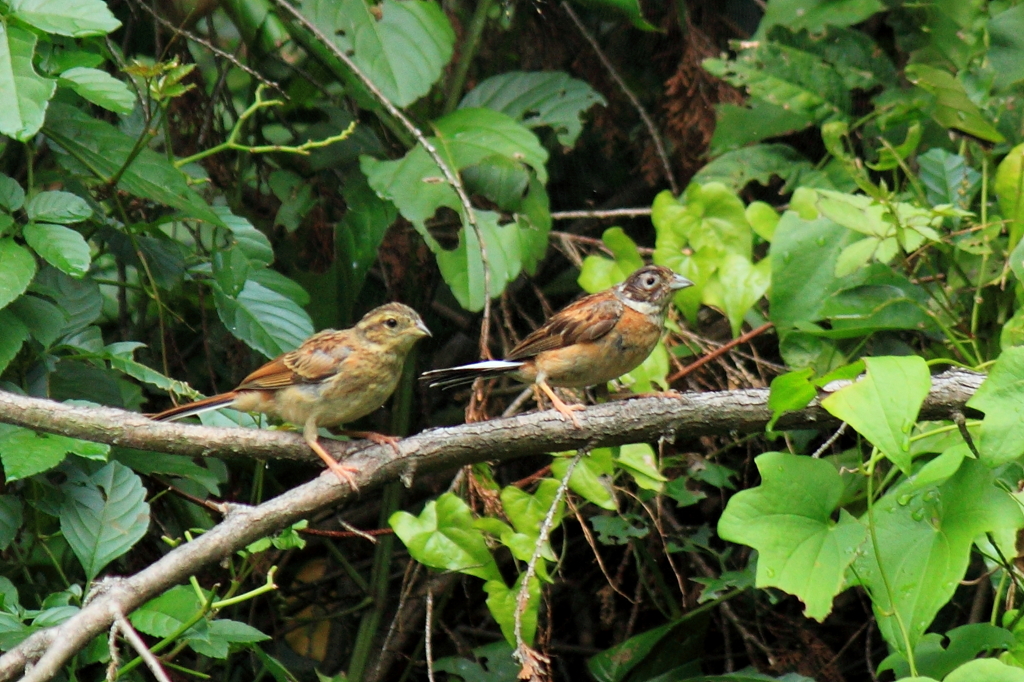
[421,265,692,426]
[152,302,431,489]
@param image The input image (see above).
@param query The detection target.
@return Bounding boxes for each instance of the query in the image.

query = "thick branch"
[0,369,984,680]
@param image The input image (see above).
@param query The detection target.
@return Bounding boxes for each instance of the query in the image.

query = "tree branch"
[0,369,984,680]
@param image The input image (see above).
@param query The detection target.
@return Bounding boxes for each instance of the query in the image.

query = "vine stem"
[865,448,918,676]
[562,1,678,195]
[273,0,494,358]
[512,445,589,662]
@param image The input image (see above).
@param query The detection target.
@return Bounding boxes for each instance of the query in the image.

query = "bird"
[151,302,431,488]
[421,265,692,426]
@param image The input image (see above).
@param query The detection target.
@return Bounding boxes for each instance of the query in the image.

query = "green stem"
[865,448,918,676]
[444,0,496,114]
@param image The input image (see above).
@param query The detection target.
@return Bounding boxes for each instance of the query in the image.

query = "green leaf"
[916,149,980,211]
[0,174,25,212]
[758,0,883,33]
[0,309,29,375]
[58,67,135,114]
[767,368,816,430]
[361,109,550,311]
[501,479,563,538]
[614,443,667,492]
[877,623,1014,681]
[568,0,656,31]
[23,223,91,278]
[336,173,396,323]
[29,265,101,336]
[821,356,930,473]
[307,0,454,107]
[0,424,109,480]
[588,617,708,682]
[746,201,779,242]
[703,42,849,123]
[578,227,645,293]
[996,143,1024,250]
[8,0,121,37]
[851,459,1023,654]
[214,280,314,360]
[590,514,648,545]
[60,461,150,581]
[694,144,818,194]
[551,449,616,511]
[990,5,1024,91]
[0,495,23,551]
[25,191,92,224]
[0,25,56,142]
[945,659,1024,682]
[966,347,1024,466]
[459,71,606,147]
[43,103,223,226]
[389,492,502,581]
[905,64,1004,144]
[212,206,273,266]
[114,450,221,496]
[435,642,519,682]
[710,100,815,155]
[186,619,269,658]
[705,254,770,337]
[718,452,866,621]
[484,574,540,646]
[130,585,204,637]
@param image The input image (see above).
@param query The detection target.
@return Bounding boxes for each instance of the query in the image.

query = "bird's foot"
[537,381,584,428]
[307,438,360,491]
[342,429,403,456]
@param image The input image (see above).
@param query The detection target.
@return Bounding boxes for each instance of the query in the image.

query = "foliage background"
[5,0,1024,680]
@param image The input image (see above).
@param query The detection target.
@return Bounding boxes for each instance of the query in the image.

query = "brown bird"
[153,303,431,488]
[421,265,692,425]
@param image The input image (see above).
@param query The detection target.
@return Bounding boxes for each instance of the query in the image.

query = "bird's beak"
[670,273,694,290]
[415,319,432,338]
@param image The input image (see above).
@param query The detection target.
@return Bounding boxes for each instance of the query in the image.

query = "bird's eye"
[644,275,657,287]
[385,318,398,328]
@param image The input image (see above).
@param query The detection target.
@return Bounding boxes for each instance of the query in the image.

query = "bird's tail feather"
[151,392,239,421]
[420,360,524,389]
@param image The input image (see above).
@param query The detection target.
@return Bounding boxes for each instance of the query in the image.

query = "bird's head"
[616,265,693,313]
[357,302,432,352]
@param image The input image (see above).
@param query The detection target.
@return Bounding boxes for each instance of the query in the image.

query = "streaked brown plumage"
[421,265,692,426]
[153,303,431,488]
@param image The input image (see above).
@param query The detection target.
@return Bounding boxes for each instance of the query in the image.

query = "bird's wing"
[506,294,622,360]
[237,330,352,389]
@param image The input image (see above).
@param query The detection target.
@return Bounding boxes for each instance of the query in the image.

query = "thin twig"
[112,609,173,682]
[566,497,632,601]
[128,0,284,96]
[426,589,436,682]
[273,0,494,358]
[811,423,847,459]
[550,208,654,220]
[667,323,775,383]
[561,2,678,194]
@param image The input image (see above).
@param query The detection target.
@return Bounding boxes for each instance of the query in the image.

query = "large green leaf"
[905,64,1004,143]
[43,103,223,226]
[995,143,1024,249]
[0,174,25,212]
[362,109,550,311]
[718,452,865,621]
[23,223,91,278]
[851,459,1023,654]
[757,0,883,33]
[0,24,56,142]
[8,0,121,37]
[966,347,1024,466]
[483,574,540,646]
[211,206,273,266]
[821,356,931,474]
[917,148,979,211]
[710,100,816,155]
[0,423,109,481]
[60,461,150,582]
[306,0,453,107]
[214,280,314,360]
[25,190,92,223]
[459,71,606,147]
[990,5,1024,91]
[57,67,135,114]
[335,173,395,323]
[703,41,850,123]
[389,492,502,581]
[694,144,819,194]
[0,495,23,551]
[0,309,29,375]
[945,659,1024,682]
[29,265,101,336]
[704,254,771,337]
[0,239,37,312]
[130,585,204,637]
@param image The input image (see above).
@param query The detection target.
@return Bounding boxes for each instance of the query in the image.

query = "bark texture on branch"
[0,369,985,681]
